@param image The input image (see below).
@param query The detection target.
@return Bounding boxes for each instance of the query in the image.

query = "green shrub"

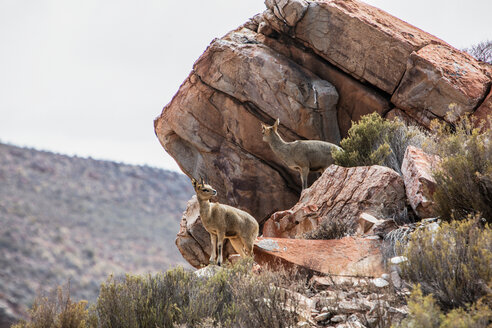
[394,285,492,328]
[93,259,302,328]
[13,284,96,328]
[333,113,427,174]
[399,216,492,310]
[15,261,304,328]
[96,267,196,328]
[426,116,492,222]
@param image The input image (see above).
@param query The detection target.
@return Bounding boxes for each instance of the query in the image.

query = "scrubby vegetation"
[0,143,193,314]
[14,260,304,328]
[8,113,492,327]
[301,218,353,240]
[332,112,427,174]
[12,284,97,328]
[395,285,492,328]
[425,117,492,223]
[399,216,491,310]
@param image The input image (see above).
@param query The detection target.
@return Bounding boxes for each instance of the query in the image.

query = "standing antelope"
[192,178,259,266]
[261,118,342,190]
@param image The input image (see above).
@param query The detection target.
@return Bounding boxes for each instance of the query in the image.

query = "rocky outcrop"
[262,165,406,238]
[156,0,491,268]
[392,44,491,122]
[155,28,342,223]
[263,0,444,94]
[155,0,490,228]
[254,237,384,277]
[401,146,440,218]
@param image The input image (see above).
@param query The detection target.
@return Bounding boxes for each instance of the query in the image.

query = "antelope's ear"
[191,178,198,188]
[261,123,267,132]
[273,118,280,130]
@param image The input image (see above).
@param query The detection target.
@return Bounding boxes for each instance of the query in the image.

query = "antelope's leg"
[217,232,225,266]
[300,167,310,190]
[209,233,217,264]
[229,238,247,257]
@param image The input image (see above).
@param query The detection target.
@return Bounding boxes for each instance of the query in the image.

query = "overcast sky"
[1,0,490,172]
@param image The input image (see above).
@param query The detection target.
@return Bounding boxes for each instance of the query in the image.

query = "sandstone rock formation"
[254,236,384,277]
[262,165,406,238]
[156,0,491,268]
[473,89,492,131]
[401,146,440,218]
[392,44,491,124]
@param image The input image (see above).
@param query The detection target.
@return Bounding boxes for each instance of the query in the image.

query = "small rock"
[364,235,381,240]
[390,256,407,264]
[347,313,366,327]
[321,306,328,312]
[371,277,389,288]
[381,273,390,280]
[391,271,402,289]
[194,265,221,278]
[388,306,408,315]
[331,314,347,323]
[338,300,369,313]
[314,312,331,322]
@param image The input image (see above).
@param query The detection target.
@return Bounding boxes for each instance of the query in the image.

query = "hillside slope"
[0,142,193,318]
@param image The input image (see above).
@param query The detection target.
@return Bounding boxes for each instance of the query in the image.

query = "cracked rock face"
[156,0,491,267]
[263,165,406,238]
[401,146,440,219]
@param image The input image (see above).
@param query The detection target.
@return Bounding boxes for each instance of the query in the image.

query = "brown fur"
[192,178,259,266]
[261,119,342,190]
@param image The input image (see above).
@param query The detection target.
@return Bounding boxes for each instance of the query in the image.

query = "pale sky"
[0,0,490,172]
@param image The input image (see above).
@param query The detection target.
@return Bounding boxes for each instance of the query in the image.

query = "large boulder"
[155,27,341,224]
[157,0,492,267]
[392,44,491,123]
[195,29,341,142]
[254,27,391,137]
[264,0,444,94]
[254,236,384,277]
[401,146,440,218]
[262,165,406,238]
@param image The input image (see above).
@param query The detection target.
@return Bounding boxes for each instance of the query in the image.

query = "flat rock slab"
[254,236,384,277]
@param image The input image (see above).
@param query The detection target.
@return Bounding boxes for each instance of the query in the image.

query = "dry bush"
[462,39,492,64]
[395,285,492,328]
[96,268,195,328]
[333,113,427,174]
[425,116,492,223]
[14,260,308,328]
[12,283,96,328]
[399,216,492,310]
[301,218,353,240]
[95,259,305,328]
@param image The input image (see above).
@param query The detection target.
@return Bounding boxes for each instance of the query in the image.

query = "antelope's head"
[261,118,279,142]
[191,177,217,201]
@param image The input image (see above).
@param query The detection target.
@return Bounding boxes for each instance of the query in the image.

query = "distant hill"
[0,142,193,321]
